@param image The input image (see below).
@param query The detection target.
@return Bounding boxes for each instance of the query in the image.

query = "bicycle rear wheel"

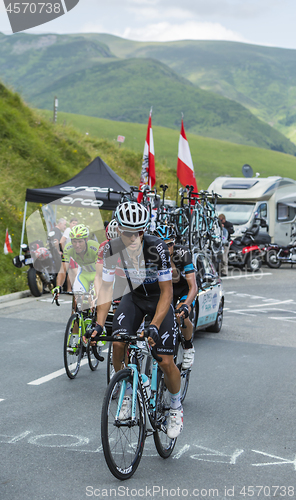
[63,313,83,379]
[101,368,146,480]
[153,369,177,458]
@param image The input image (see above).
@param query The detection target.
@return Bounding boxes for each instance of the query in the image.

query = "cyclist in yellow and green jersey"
[52,224,100,297]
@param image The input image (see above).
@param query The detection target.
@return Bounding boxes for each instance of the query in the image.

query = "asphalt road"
[1,266,296,500]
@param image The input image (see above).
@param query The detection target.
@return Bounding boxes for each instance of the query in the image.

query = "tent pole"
[20,201,27,256]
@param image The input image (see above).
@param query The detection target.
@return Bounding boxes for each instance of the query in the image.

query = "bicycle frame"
[116,342,158,427]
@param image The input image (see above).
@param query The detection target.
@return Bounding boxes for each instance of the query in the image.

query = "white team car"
[192,251,224,333]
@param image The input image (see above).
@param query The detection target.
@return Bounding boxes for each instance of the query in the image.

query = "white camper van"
[207,176,296,245]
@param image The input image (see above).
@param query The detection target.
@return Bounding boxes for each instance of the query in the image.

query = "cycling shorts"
[112,292,177,355]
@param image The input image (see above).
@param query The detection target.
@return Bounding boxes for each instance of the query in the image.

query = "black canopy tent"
[20,157,131,251]
[25,156,130,209]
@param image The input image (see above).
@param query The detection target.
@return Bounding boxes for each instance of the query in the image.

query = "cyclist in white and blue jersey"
[153,225,198,370]
[91,201,184,439]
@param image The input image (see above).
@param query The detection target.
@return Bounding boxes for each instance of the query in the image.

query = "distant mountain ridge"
[0,32,295,154]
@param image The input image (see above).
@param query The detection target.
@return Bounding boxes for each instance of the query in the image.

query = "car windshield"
[216,203,255,225]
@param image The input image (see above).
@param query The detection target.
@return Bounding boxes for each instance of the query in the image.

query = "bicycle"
[94,332,177,480]
[53,290,105,379]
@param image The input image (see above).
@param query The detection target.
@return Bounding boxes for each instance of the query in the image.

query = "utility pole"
[53,96,58,124]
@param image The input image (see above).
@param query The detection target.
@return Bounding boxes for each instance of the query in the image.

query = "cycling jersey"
[171,244,195,304]
[62,239,100,294]
[62,240,100,273]
[102,233,172,298]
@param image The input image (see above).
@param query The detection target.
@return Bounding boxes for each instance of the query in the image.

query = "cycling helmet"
[69,224,89,239]
[115,201,150,230]
[106,219,118,240]
[153,225,176,241]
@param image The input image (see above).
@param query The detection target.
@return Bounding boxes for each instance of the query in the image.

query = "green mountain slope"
[94,34,296,143]
[1,32,295,154]
[39,109,296,188]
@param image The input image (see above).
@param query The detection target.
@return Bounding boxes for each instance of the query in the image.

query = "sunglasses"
[119,230,144,238]
[166,241,175,248]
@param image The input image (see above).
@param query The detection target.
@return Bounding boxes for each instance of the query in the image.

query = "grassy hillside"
[94,34,296,143]
[0,82,143,295]
[0,32,295,154]
[32,57,296,155]
[39,109,296,189]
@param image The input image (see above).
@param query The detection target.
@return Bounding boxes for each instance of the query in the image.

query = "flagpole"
[176,178,179,207]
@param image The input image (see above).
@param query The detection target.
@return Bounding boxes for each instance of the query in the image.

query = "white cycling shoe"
[182,347,195,370]
[167,407,183,439]
[118,396,132,420]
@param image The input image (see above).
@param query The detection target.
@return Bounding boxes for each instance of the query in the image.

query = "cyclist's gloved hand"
[52,286,62,296]
[144,324,159,344]
[176,304,189,318]
[91,323,103,337]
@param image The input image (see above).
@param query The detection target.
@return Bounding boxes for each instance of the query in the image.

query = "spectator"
[52,218,67,253]
[60,218,78,250]
[218,213,234,276]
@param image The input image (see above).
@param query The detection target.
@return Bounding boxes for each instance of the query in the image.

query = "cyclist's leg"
[156,303,183,438]
[73,271,95,342]
[175,295,195,369]
[112,293,143,372]
[156,303,180,393]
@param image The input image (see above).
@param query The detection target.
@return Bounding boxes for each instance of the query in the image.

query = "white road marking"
[227,311,257,316]
[190,445,244,464]
[248,300,294,308]
[0,399,4,402]
[222,273,272,280]
[268,317,296,324]
[173,444,190,459]
[28,359,89,385]
[252,450,296,469]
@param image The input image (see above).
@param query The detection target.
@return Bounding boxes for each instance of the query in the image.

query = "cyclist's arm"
[60,235,67,250]
[150,279,173,330]
[96,280,113,326]
[94,261,103,299]
[55,261,69,288]
[182,272,198,311]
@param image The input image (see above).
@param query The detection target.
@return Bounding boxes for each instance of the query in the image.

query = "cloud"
[121,21,248,43]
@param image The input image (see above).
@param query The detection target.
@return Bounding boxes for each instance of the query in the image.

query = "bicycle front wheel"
[87,342,102,371]
[101,369,146,480]
[153,369,177,458]
[63,313,83,379]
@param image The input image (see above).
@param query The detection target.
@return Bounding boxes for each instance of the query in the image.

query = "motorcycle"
[228,218,271,272]
[13,231,62,297]
[266,231,296,268]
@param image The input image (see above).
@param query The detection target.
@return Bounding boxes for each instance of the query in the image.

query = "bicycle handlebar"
[85,331,162,363]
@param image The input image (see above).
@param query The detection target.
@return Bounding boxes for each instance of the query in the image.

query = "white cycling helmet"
[106,219,118,240]
[115,201,150,231]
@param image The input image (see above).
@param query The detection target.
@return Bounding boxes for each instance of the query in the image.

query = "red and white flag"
[4,228,13,254]
[137,109,155,202]
[177,119,198,193]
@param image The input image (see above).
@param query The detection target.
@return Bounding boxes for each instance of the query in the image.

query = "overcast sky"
[1,0,296,50]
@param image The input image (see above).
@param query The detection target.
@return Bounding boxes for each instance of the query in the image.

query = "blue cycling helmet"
[153,225,176,241]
